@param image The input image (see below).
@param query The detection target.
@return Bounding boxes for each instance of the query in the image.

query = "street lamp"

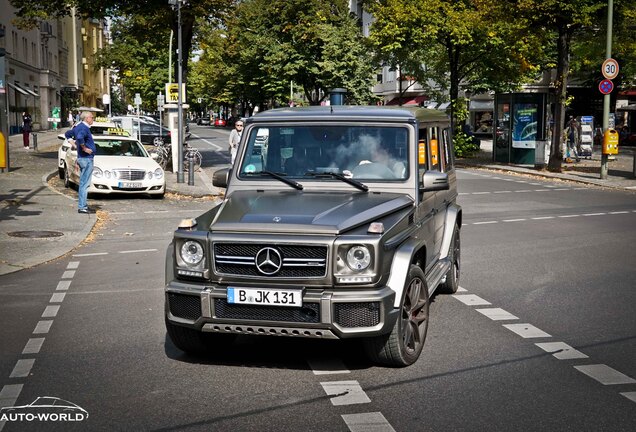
[169,0,185,183]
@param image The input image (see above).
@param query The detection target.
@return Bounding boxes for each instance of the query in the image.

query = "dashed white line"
[22,338,45,355]
[0,384,23,424]
[50,293,66,303]
[493,190,513,194]
[342,412,396,432]
[473,221,498,225]
[620,392,636,404]
[574,365,636,385]
[9,359,35,378]
[144,210,169,214]
[609,211,629,215]
[33,320,53,334]
[457,286,468,292]
[531,216,555,220]
[320,381,371,406]
[558,214,581,218]
[475,308,518,321]
[535,342,588,360]
[61,270,76,279]
[56,280,71,291]
[583,212,606,216]
[503,218,527,222]
[308,359,350,375]
[66,261,80,269]
[73,252,108,257]
[118,249,158,254]
[502,323,551,338]
[452,294,491,306]
[42,305,60,318]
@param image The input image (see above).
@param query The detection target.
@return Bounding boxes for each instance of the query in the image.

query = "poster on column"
[512,103,538,149]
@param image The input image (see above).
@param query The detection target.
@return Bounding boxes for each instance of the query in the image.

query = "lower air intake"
[334,302,380,328]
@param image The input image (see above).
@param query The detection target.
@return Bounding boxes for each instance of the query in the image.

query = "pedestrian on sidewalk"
[228,119,243,164]
[67,111,96,214]
[564,116,581,162]
[22,111,32,150]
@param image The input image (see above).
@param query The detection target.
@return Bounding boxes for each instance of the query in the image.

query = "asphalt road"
[0,127,635,431]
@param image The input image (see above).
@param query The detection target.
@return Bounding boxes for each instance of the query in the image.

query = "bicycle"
[183,145,202,172]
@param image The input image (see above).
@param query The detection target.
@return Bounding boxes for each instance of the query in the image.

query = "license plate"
[227,287,302,307]
[118,182,142,188]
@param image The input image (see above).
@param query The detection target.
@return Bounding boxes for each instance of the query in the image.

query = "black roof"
[247,105,449,124]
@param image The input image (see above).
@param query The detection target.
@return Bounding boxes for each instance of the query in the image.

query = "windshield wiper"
[304,171,368,192]
[250,170,304,190]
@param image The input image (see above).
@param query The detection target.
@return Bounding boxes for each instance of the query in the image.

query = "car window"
[238,125,409,181]
[94,140,147,157]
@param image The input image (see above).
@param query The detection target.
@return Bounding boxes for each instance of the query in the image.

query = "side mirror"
[212,168,230,188]
[421,171,449,192]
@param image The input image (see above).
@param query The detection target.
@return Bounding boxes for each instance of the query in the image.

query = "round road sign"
[602,58,619,80]
[599,79,614,95]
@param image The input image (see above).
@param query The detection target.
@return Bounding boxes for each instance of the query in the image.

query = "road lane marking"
[118,249,158,254]
[574,365,636,385]
[22,338,45,355]
[320,381,371,406]
[620,392,636,404]
[457,286,468,292]
[535,342,588,360]
[9,359,35,378]
[72,252,108,257]
[475,308,518,321]
[342,412,396,432]
[66,261,79,269]
[473,221,498,225]
[50,293,66,303]
[144,210,169,214]
[531,216,555,220]
[583,212,606,216]
[452,294,491,306]
[33,320,53,334]
[503,218,527,222]
[502,323,551,338]
[56,280,71,291]
[61,270,75,279]
[0,384,23,430]
[558,214,581,218]
[308,359,350,375]
[41,305,60,318]
[191,133,224,151]
[609,211,629,214]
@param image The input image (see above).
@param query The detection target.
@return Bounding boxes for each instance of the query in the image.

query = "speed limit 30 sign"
[602,58,619,80]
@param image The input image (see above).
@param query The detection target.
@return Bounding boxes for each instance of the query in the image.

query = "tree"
[512,0,607,172]
[367,0,543,139]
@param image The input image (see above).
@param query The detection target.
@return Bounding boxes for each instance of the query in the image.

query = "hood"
[210,190,413,234]
[94,155,162,171]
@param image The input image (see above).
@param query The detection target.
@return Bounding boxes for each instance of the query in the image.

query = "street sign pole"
[600,0,614,180]
[176,0,184,184]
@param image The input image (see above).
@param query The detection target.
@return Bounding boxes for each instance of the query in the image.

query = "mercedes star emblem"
[255,247,283,275]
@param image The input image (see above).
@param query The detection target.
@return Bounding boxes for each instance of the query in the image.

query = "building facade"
[0,0,109,133]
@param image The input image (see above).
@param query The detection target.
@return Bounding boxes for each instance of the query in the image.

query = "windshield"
[238,125,409,181]
[94,139,148,157]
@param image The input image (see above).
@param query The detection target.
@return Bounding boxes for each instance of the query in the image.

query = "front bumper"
[165,281,398,340]
[88,180,165,195]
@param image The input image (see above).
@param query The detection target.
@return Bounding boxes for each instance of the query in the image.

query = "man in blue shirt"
[65,111,96,213]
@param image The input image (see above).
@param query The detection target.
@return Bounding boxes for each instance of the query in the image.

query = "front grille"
[168,293,202,320]
[214,299,320,323]
[334,302,380,328]
[214,243,327,278]
[115,169,146,180]
[112,187,147,192]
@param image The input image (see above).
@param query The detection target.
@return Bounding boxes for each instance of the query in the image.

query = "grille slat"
[214,243,328,278]
[214,299,320,323]
[115,169,146,180]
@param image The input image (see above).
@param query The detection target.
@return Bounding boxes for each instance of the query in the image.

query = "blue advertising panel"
[512,103,538,149]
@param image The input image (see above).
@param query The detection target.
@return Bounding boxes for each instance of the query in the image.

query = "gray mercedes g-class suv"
[165,106,461,367]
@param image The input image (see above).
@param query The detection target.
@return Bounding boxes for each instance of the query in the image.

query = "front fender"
[386,237,422,308]
[439,204,462,260]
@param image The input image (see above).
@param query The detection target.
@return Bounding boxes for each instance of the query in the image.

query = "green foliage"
[453,131,480,158]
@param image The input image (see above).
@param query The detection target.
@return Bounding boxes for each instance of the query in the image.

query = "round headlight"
[346,245,371,271]
[180,241,204,265]
[92,167,103,178]
[154,168,164,179]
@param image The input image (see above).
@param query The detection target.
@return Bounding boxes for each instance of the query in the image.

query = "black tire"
[58,167,65,179]
[63,164,71,188]
[363,265,430,367]
[165,318,235,355]
[438,224,460,294]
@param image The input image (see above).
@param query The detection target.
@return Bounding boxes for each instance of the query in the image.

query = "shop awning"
[469,100,494,110]
[23,87,39,97]
[437,102,451,110]
[7,82,28,95]
[386,95,428,106]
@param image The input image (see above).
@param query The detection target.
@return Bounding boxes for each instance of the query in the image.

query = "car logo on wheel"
[255,247,283,275]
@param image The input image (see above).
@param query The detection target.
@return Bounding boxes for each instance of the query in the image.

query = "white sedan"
[63,136,165,198]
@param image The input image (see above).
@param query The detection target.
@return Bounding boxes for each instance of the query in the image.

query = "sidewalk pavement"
[1,129,635,276]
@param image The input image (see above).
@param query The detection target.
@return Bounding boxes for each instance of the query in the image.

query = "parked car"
[164,106,461,367]
[214,117,226,127]
[57,120,129,179]
[197,116,211,126]
[111,116,172,146]
[62,135,165,198]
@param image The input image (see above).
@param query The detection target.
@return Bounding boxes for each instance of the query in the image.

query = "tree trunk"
[448,39,460,134]
[547,24,571,172]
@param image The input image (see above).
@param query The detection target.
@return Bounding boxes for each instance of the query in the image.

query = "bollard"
[187,149,194,186]
[32,133,38,151]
